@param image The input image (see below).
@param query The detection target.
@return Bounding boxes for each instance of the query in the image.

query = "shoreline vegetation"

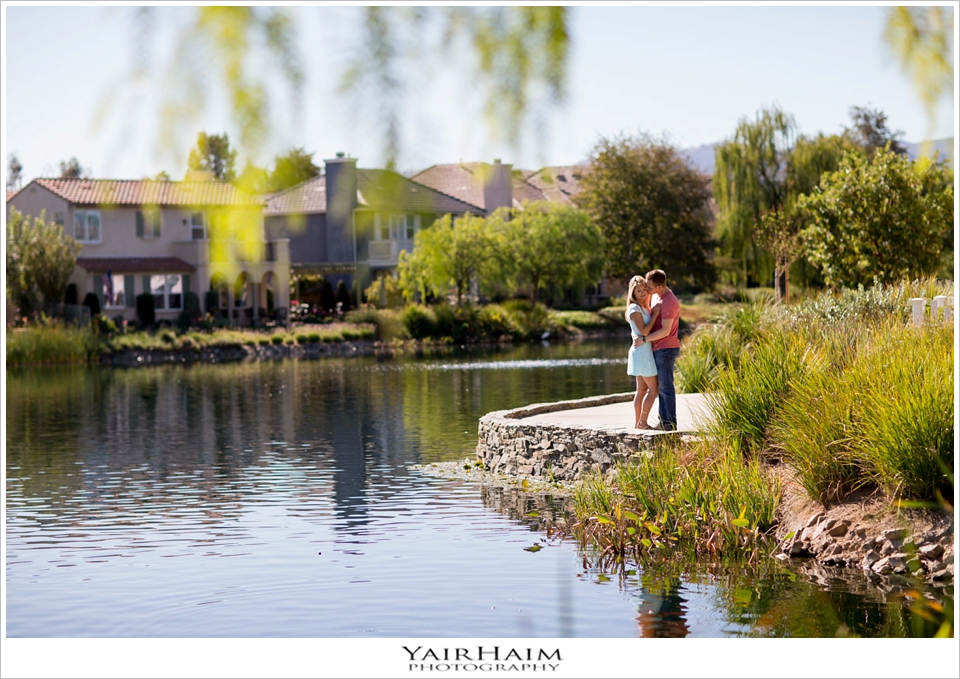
[566,278,953,631]
[4,289,751,368]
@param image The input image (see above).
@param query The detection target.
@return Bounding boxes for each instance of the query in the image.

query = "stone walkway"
[517,392,714,434]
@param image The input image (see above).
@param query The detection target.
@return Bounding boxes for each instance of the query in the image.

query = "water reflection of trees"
[6,347,626,540]
[579,555,954,638]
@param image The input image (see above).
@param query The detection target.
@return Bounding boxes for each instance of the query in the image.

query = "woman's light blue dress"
[627,303,657,377]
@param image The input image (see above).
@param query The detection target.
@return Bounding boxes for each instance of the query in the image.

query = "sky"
[2,3,956,184]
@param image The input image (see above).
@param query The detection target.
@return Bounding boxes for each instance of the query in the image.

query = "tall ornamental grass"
[708,331,821,456]
[773,321,953,503]
[6,324,99,366]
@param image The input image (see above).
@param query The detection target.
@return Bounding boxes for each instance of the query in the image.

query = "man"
[633,269,680,430]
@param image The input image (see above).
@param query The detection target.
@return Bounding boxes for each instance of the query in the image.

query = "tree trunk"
[774,264,789,305]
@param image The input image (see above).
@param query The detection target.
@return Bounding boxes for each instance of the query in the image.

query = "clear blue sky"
[3,4,955,182]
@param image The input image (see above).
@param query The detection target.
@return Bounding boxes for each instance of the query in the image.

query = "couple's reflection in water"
[635,576,691,637]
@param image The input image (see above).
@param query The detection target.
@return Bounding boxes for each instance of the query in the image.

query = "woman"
[625,275,661,429]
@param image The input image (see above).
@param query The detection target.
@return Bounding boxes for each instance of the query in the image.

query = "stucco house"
[264,154,481,291]
[7,177,290,325]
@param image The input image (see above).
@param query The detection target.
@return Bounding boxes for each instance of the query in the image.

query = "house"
[409,160,589,213]
[6,177,290,325]
[264,154,482,291]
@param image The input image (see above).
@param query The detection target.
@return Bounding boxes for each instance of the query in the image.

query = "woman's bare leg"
[633,376,647,428]
[638,375,659,428]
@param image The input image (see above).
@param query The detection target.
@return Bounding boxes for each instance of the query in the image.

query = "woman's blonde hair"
[625,276,647,322]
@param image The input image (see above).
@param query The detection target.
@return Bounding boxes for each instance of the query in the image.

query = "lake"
[5,341,952,638]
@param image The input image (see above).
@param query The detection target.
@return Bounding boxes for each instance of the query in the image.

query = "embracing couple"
[624,269,681,431]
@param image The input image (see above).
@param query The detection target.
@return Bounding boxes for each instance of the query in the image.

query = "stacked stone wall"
[475,393,659,483]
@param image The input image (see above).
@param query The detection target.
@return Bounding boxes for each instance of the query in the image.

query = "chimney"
[483,158,513,214]
[324,153,358,263]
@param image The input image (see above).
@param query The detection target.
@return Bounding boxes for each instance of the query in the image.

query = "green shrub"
[82,292,101,316]
[477,304,516,338]
[177,335,200,352]
[345,308,406,340]
[178,291,202,328]
[270,334,285,345]
[204,290,221,315]
[336,280,353,312]
[159,328,177,345]
[257,337,270,346]
[341,326,375,341]
[401,304,437,339]
[294,333,309,344]
[136,294,156,327]
[501,300,555,340]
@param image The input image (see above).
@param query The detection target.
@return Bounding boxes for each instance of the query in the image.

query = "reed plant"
[6,322,99,366]
[572,438,781,559]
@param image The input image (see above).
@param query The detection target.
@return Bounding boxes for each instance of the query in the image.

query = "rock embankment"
[100,340,381,366]
[775,477,954,584]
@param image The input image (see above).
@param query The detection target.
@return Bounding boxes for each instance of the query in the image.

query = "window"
[105,274,126,308]
[191,212,205,240]
[73,210,101,243]
[375,214,420,241]
[151,274,183,310]
[53,211,64,226]
[137,210,161,238]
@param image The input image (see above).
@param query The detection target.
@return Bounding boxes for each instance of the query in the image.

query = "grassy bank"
[573,279,954,558]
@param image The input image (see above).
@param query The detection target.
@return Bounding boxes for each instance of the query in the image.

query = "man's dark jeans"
[654,347,680,430]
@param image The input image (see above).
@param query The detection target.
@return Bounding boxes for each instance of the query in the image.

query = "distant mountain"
[681,144,718,175]
[680,137,953,176]
[904,138,954,165]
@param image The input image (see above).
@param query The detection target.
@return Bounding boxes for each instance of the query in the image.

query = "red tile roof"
[76,257,196,273]
[6,188,20,203]
[521,165,588,205]
[410,161,585,211]
[264,176,328,215]
[264,170,481,216]
[33,178,263,207]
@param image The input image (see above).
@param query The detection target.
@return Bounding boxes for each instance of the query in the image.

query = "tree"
[576,133,715,290]
[265,147,321,193]
[7,154,23,190]
[186,132,238,181]
[844,105,906,156]
[798,147,952,288]
[491,202,603,305]
[59,157,87,178]
[398,213,497,305]
[713,106,796,288]
[714,106,860,298]
[6,208,83,312]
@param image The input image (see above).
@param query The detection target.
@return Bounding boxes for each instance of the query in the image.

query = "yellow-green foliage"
[573,437,781,558]
[688,278,954,505]
[6,324,99,366]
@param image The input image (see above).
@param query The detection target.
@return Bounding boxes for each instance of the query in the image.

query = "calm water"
[5,342,952,637]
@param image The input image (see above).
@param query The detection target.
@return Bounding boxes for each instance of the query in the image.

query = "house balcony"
[367,239,413,268]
